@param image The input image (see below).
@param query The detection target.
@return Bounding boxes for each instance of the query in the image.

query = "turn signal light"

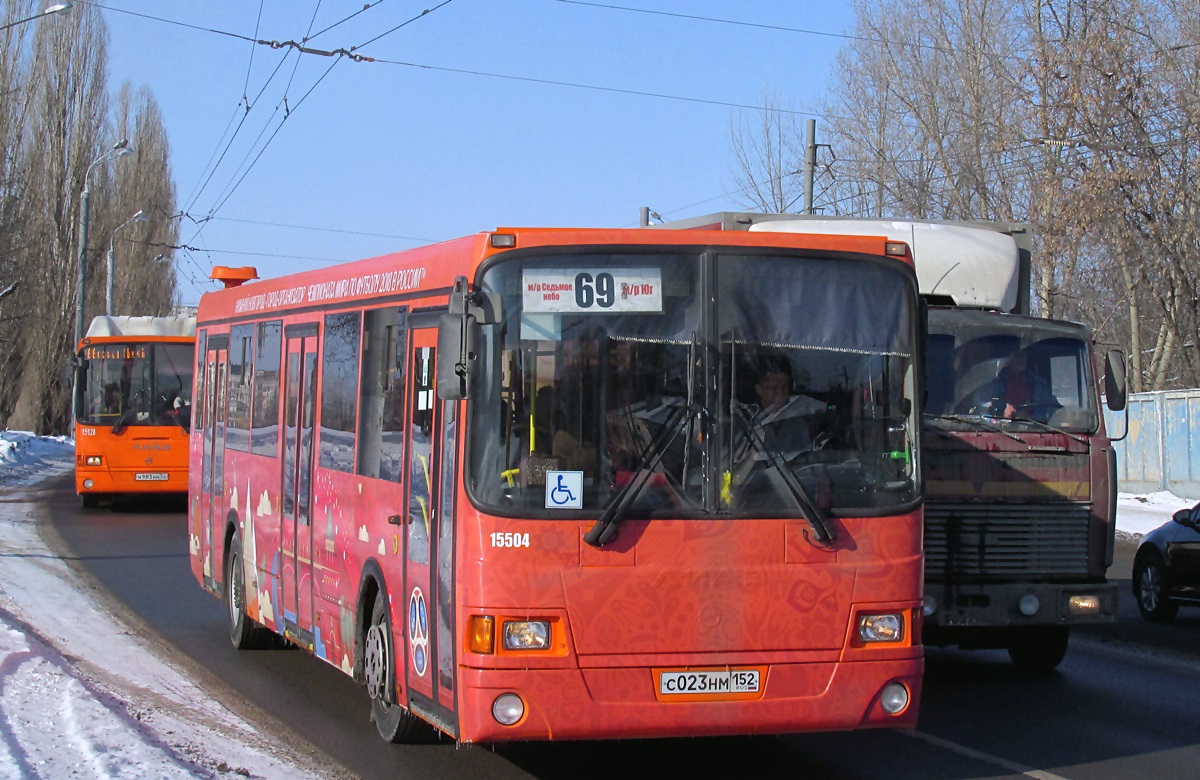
[468,615,495,654]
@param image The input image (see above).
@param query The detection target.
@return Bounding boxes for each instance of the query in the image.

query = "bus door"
[401,326,458,730]
[199,335,228,593]
[281,326,319,648]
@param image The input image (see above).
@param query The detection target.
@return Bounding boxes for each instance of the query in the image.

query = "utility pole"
[74,139,132,346]
[803,119,817,215]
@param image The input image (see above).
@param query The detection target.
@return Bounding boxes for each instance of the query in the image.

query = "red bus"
[74,315,196,507]
[189,227,925,744]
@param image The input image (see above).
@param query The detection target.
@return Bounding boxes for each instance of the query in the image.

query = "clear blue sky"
[100,1,857,307]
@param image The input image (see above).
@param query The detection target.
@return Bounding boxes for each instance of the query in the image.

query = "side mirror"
[436,313,480,401]
[1104,349,1127,412]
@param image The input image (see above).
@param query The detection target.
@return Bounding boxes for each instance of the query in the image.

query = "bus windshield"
[466,248,919,517]
[78,342,195,428]
[924,308,1099,433]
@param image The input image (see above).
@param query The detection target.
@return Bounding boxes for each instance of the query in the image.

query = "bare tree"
[8,3,108,433]
[728,0,1200,390]
[109,82,178,318]
[729,91,808,212]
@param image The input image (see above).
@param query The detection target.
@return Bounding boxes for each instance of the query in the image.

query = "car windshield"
[465,247,919,518]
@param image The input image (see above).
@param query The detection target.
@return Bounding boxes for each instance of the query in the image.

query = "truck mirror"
[437,312,480,401]
[1104,349,1127,411]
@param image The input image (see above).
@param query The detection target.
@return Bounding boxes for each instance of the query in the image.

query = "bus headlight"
[503,620,550,650]
[880,682,910,714]
[492,693,524,726]
[85,455,102,466]
[858,613,905,643]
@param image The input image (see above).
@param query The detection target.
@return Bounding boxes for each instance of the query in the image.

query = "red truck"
[658,213,1128,674]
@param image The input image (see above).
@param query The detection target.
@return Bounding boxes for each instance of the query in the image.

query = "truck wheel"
[364,594,434,743]
[1133,553,1178,623]
[1006,625,1069,676]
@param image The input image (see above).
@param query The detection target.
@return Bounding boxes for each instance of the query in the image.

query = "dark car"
[1132,502,1200,621]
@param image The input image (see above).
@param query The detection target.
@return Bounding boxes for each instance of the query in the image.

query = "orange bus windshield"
[77,341,194,428]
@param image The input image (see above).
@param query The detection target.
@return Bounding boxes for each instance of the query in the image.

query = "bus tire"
[225,533,273,650]
[80,493,100,509]
[364,594,430,743]
[1006,625,1069,676]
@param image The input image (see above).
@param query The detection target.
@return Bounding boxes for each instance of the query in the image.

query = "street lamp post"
[106,209,146,316]
[73,138,132,346]
[0,3,72,33]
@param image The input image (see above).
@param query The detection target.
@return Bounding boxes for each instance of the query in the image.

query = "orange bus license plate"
[135,473,169,481]
[656,667,764,700]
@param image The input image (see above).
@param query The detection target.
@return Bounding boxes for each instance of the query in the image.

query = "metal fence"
[1105,389,1200,501]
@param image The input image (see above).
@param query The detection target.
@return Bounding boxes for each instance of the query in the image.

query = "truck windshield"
[465,247,919,517]
[77,342,195,427]
[924,308,1099,432]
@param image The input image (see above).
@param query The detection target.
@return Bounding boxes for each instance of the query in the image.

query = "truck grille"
[924,502,1090,580]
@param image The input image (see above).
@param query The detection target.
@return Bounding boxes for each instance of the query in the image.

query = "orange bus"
[189,226,925,745]
[74,315,196,508]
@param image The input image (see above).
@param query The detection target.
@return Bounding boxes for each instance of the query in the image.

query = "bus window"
[357,307,407,480]
[251,321,282,455]
[320,312,362,473]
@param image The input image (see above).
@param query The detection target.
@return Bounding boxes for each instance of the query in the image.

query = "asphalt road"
[40,474,1200,780]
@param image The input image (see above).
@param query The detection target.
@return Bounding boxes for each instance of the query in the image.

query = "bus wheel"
[364,595,430,743]
[225,533,273,650]
[80,493,100,509]
[1006,625,1069,676]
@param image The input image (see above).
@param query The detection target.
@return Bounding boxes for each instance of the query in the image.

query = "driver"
[997,348,1057,419]
[744,356,823,462]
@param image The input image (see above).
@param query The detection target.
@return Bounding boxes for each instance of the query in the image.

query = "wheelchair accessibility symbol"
[545,470,583,509]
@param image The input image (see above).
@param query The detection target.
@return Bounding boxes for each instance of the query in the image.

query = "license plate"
[135,473,169,482]
[658,668,761,696]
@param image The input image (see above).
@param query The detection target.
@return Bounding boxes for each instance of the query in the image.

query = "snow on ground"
[0,429,1193,779]
[0,431,344,780]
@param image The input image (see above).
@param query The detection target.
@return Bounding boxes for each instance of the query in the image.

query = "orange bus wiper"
[584,402,691,548]
[731,403,835,545]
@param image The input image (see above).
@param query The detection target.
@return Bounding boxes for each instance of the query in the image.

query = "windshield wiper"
[923,412,1024,443]
[111,389,146,436]
[730,401,835,545]
[1002,414,1088,445]
[584,401,692,548]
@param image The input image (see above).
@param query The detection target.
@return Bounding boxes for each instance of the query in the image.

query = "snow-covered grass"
[0,431,340,779]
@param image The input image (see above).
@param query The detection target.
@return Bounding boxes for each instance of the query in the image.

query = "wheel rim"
[364,620,390,704]
[1138,563,1162,612]
[228,550,243,625]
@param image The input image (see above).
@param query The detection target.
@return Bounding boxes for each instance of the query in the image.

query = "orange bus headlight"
[502,620,550,651]
[858,613,905,643]
[85,455,102,466]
